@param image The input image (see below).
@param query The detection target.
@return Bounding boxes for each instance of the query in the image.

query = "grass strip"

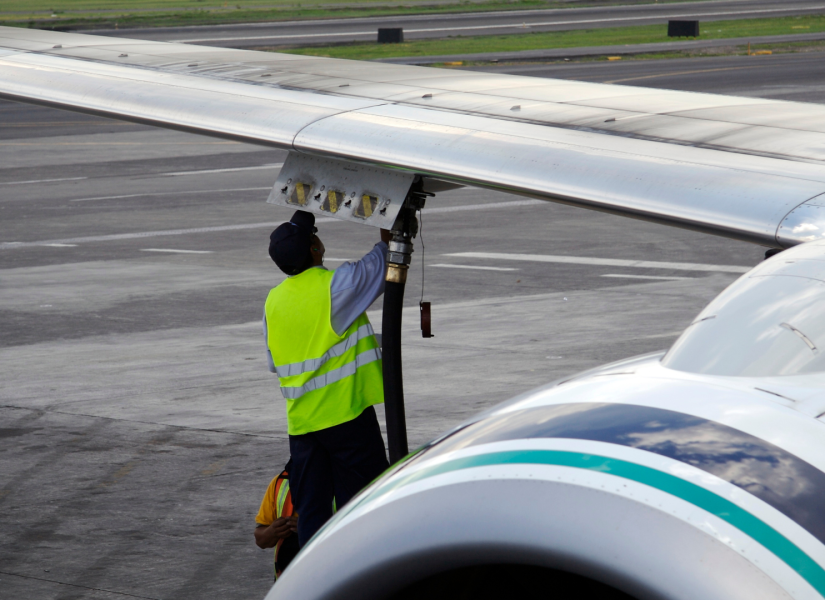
[0,0,716,31]
[0,0,592,10]
[275,13,825,60]
[2,1,550,30]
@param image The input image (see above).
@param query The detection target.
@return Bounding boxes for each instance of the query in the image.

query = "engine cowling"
[267,242,825,600]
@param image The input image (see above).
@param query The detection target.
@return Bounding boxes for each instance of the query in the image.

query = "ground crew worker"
[254,461,299,580]
[264,210,390,546]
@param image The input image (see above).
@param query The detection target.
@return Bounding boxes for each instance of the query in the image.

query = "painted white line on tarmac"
[445,252,751,273]
[70,187,272,202]
[601,274,692,280]
[430,263,519,272]
[642,331,684,339]
[173,6,825,42]
[141,248,214,254]
[0,221,303,249]
[161,164,283,177]
[1,177,86,186]
[424,199,543,214]
[39,243,78,247]
[0,199,542,249]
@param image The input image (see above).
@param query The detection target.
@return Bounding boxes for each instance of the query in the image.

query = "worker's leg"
[289,431,335,547]
[316,406,389,509]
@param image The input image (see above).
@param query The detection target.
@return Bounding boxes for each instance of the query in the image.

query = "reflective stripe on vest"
[275,477,290,519]
[280,346,382,400]
[265,267,384,435]
[275,323,376,378]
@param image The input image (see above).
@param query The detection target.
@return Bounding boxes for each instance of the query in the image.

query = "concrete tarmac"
[92,0,825,48]
[0,50,811,599]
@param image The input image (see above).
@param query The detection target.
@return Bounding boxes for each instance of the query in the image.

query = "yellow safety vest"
[265,267,384,435]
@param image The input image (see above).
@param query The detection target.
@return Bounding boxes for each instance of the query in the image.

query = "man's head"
[269,211,324,275]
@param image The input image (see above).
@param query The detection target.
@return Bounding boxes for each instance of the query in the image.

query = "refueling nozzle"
[385,177,431,285]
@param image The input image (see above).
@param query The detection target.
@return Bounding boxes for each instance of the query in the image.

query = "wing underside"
[1,26,824,247]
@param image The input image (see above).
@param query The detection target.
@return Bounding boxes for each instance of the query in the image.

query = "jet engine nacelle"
[267,241,825,600]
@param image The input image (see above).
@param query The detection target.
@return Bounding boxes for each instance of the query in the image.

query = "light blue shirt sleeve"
[263,312,277,374]
[330,241,388,336]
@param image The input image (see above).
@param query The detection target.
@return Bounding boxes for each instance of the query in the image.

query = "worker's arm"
[262,312,277,374]
[329,229,390,336]
[254,516,298,549]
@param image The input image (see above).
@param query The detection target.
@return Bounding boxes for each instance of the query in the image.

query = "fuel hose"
[382,182,430,465]
[382,262,409,464]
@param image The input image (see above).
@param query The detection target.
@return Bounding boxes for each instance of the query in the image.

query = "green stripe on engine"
[374,449,825,596]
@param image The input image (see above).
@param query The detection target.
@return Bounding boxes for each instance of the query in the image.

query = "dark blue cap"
[269,211,317,275]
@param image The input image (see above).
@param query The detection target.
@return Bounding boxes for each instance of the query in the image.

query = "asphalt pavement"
[471,49,825,103]
[90,0,825,48]
[0,49,814,599]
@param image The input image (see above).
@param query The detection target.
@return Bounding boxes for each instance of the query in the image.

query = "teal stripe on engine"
[373,449,825,596]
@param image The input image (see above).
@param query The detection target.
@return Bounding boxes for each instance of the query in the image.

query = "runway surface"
[93,0,825,48]
[473,50,825,103]
[0,51,817,598]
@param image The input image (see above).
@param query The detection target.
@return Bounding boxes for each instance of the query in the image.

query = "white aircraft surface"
[1,25,824,600]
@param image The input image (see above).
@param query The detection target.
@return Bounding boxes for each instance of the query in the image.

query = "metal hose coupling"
[386,239,413,284]
[386,263,408,284]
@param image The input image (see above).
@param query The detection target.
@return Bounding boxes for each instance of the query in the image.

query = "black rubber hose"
[382,277,409,464]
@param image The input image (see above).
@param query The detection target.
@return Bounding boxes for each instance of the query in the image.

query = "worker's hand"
[380,229,392,244]
[254,524,279,549]
[270,517,295,539]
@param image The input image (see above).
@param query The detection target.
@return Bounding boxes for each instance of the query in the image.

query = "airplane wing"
[2,26,825,247]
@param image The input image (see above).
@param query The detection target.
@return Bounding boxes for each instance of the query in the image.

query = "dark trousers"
[289,405,389,547]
